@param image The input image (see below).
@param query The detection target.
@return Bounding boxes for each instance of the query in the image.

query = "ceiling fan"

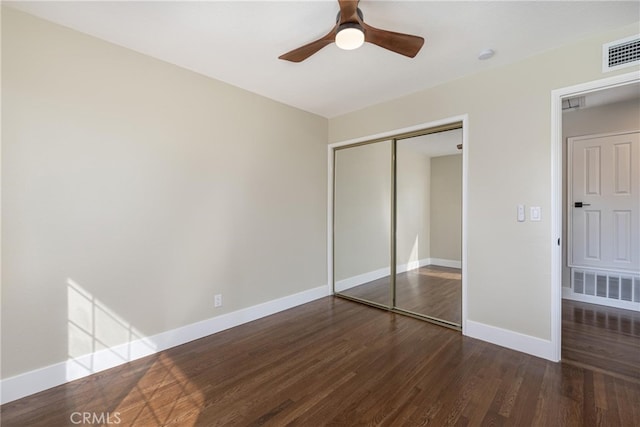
[279,0,425,62]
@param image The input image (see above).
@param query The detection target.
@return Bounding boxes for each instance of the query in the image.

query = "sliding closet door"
[333,140,392,307]
[394,131,463,327]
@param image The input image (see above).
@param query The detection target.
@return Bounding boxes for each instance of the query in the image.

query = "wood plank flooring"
[340,265,461,324]
[2,297,639,426]
[562,299,640,381]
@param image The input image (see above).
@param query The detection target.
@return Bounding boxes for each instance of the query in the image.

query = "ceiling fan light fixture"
[279,2,423,62]
[335,23,365,50]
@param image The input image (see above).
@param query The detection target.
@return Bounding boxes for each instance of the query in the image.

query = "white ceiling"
[582,82,640,108]
[402,128,462,158]
[7,1,640,118]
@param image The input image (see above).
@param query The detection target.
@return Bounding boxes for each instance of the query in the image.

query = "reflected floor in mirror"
[339,265,461,325]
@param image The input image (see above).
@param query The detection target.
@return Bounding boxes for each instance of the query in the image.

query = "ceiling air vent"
[603,34,640,72]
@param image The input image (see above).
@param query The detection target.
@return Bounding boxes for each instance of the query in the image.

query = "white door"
[569,131,639,273]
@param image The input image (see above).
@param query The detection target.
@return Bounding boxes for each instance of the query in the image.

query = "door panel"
[570,131,639,272]
[333,140,392,307]
[584,210,601,261]
[614,142,631,194]
[394,133,462,327]
[585,146,601,195]
[613,210,631,262]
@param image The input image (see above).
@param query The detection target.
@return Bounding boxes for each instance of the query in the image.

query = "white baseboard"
[334,266,390,292]
[334,258,461,293]
[428,258,462,269]
[464,320,557,362]
[397,258,431,274]
[0,285,330,405]
[562,287,640,311]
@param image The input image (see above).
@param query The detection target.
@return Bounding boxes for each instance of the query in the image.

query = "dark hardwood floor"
[2,297,639,426]
[340,265,461,324]
[562,299,640,381]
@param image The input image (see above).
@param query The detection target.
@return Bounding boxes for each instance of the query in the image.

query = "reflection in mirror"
[334,140,392,307]
[395,130,462,325]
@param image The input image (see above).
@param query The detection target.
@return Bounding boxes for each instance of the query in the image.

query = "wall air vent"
[571,268,640,310]
[562,96,585,111]
[603,34,640,72]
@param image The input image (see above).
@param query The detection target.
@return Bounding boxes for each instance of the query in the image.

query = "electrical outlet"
[214,294,223,308]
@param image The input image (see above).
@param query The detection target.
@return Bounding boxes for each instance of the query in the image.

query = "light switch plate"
[530,206,541,221]
[517,204,525,222]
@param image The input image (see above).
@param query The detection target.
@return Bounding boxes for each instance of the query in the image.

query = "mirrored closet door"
[394,130,463,327]
[332,125,463,329]
[333,140,392,308]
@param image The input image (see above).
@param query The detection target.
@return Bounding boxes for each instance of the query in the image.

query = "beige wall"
[1,8,328,378]
[430,154,462,262]
[562,97,640,287]
[329,22,640,340]
[2,4,639,383]
[396,144,431,267]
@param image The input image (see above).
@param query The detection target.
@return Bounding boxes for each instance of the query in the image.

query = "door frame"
[550,71,639,362]
[328,114,469,332]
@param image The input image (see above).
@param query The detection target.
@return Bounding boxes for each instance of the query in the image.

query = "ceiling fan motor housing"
[336,7,364,25]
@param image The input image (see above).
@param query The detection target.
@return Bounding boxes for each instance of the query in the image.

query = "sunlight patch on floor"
[415,269,461,280]
[66,278,206,424]
[114,353,205,426]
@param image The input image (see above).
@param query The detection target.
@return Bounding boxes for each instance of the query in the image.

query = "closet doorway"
[331,121,465,330]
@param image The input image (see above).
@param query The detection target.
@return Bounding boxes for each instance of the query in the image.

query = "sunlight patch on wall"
[405,236,421,270]
[66,278,156,380]
[66,279,206,424]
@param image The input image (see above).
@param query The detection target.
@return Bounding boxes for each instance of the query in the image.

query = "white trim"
[562,288,640,311]
[328,114,469,332]
[334,258,447,292]
[328,115,468,150]
[461,115,469,333]
[568,260,640,274]
[550,71,640,364]
[429,258,462,269]
[328,138,335,294]
[0,285,329,404]
[401,257,431,272]
[465,320,556,361]
[335,266,391,292]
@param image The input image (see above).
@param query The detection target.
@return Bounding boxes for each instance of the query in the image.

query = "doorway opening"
[551,72,639,373]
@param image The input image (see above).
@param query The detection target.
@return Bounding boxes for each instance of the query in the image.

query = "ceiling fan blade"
[338,0,359,23]
[279,24,338,62]
[362,22,424,58]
